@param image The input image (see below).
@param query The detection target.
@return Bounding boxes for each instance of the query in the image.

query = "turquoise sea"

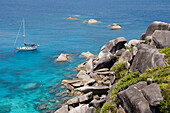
[0,0,170,112]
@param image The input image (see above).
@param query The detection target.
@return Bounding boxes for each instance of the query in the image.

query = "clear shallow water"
[0,0,170,112]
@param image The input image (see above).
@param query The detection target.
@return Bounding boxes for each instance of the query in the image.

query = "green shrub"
[159,85,170,113]
[125,45,135,52]
[145,38,152,44]
[110,61,129,79]
[101,103,117,113]
[159,47,170,65]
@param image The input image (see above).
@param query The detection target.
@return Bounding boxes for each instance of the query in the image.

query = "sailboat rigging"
[14,18,40,51]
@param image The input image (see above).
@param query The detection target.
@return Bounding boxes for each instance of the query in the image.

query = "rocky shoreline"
[53,21,170,113]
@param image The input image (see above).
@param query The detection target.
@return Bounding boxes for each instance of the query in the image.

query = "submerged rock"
[37,103,47,111]
[24,82,38,90]
[67,17,77,20]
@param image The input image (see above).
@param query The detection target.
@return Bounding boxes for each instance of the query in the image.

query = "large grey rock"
[69,104,90,113]
[94,52,116,70]
[66,97,79,105]
[142,83,163,106]
[152,30,170,48]
[118,50,132,62]
[117,83,152,113]
[94,37,127,70]
[78,92,93,103]
[86,58,94,74]
[130,44,168,73]
[77,70,91,81]
[140,21,170,40]
[77,86,109,94]
[90,98,106,108]
[55,105,69,113]
[99,37,127,58]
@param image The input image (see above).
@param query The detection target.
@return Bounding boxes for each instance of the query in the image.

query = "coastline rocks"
[88,19,98,24]
[81,51,94,58]
[69,104,91,113]
[56,53,70,62]
[140,21,170,40]
[94,37,127,70]
[152,30,170,48]
[77,70,91,81]
[86,58,94,74]
[37,103,47,111]
[76,86,109,94]
[130,44,168,73]
[99,37,127,57]
[76,62,86,71]
[141,83,163,106]
[110,24,122,30]
[54,105,68,113]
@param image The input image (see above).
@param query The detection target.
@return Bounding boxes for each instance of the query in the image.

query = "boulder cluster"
[54,21,170,113]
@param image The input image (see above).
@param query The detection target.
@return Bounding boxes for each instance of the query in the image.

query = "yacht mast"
[23,18,26,45]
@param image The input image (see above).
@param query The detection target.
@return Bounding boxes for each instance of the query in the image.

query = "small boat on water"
[14,18,40,51]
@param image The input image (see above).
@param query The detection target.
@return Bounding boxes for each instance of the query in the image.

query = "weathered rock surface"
[118,50,132,62]
[76,62,86,71]
[77,86,109,94]
[69,104,91,113]
[152,30,170,48]
[99,37,127,58]
[90,98,106,108]
[77,70,91,81]
[141,83,163,106]
[88,19,98,24]
[81,51,94,58]
[127,39,144,47]
[130,44,168,73]
[140,21,170,40]
[56,53,69,62]
[117,82,152,113]
[86,58,94,74]
[131,47,138,56]
[55,105,68,113]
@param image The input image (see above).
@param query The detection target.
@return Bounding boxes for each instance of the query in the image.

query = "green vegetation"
[110,61,130,80]
[125,45,135,52]
[145,38,152,44]
[101,102,117,113]
[159,47,170,65]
